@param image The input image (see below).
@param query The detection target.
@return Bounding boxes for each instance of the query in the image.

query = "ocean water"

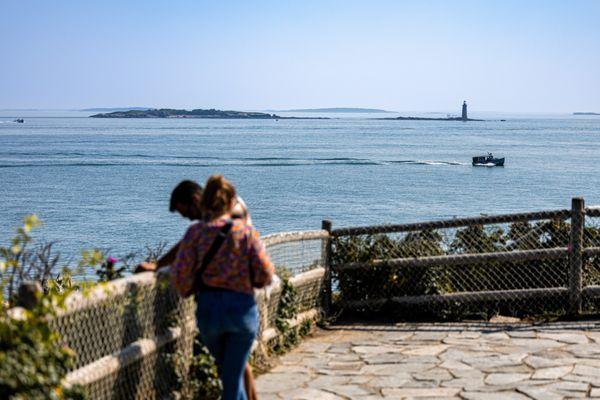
[1,111,600,268]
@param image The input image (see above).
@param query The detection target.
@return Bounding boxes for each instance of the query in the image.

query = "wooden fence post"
[17,281,42,310]
[569,197,585,316]
[321,220,333,316]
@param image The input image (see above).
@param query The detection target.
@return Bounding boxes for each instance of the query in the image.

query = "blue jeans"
[195,290,258,400]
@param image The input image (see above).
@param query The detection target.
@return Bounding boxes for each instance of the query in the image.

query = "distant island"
[81,107,150,112]
[379,116,484,121]
[275,107,393,113]
[573,112,600,116]
[91,108,289,119]
[378,101,484,122]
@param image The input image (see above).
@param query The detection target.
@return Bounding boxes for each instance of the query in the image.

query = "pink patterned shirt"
[171,217,274,297]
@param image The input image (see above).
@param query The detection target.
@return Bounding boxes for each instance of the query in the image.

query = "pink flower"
[107,256,119,264]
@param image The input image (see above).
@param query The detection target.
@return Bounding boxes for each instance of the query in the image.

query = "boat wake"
[389,160,468,166]
[0,156,470,168]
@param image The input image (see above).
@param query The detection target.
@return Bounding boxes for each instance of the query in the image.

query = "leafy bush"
[332,230,446,307]
[168,337,221,400]
[273,269,300,353]
[0,296,84,399]
[0,216,85,399]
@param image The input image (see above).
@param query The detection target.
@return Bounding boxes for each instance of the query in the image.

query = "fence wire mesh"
[582,211,600,314]
[331,210,574,319]
[51,276,192,369]
[54,272,196,399]
[80,339,182,400]
[47,230,326,400]
[260,231,327,333]
[263,231,328,275]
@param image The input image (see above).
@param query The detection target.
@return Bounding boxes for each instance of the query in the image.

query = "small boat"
[472,152,504,167]
[14,118,24,123]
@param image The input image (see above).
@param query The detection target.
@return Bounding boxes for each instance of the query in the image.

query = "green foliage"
[0,289,83,399]
[188,339,221,400]
[92,108,278,119]
[270,267,317,356]
[450,224,505,253]
[333,230,448,309]
[1,215,43,309]
[0,304,82,399]
[274,269,298,329]
[298,318,313,337]
[0,216,85,400]
[169,337,221,400]
[273,274,300,352]
[95,257,125,282]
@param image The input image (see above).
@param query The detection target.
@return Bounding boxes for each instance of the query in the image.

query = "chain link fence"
[42,230,328,399]
[11,198,600,398]
[582,206,600,314]
[330,200,595,319]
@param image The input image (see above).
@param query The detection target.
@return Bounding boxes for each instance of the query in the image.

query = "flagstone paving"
[256,321,600,399]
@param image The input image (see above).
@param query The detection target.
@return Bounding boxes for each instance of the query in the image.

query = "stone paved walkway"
[256,321,600,399]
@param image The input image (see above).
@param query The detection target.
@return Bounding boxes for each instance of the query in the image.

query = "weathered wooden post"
[321,220,333,316]
[569,197,585,316]
[17,281,42,310]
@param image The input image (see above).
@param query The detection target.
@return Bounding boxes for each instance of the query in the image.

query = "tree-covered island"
[90,108,282,119]
[90,108,327,119]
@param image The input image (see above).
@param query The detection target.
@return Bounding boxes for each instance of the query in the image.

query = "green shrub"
[0,301,83,399]
[0,216,84,399]
[273,270,300,353]
[168,336,221,400]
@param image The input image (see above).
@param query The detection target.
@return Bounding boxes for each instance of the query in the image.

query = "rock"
[461,391,530,400]
[531,365,573,380]
[255,372,311,393]
[381,387,461,397]
[279,387,345,400]
[484,373,531,386]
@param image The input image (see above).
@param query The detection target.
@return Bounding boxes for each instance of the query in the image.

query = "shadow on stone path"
[256,321,600,399]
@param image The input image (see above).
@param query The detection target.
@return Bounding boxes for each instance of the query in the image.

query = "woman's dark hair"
[169,180,203,212]
[200,175,236,217]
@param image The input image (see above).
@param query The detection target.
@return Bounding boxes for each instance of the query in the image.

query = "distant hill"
[81,107,151,112]
[573,112,600,116]
[276,107,393,113]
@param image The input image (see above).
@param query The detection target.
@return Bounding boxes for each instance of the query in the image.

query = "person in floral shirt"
[171,175,273,400]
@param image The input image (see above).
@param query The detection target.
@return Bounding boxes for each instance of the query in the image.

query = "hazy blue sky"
[1,0,599,112]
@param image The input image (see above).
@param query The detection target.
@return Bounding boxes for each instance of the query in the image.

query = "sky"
[1,0,599,113]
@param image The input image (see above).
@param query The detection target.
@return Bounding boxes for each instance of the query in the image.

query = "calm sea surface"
[1,111,600,270]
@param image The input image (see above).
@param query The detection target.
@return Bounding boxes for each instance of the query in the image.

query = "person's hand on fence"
[134,261,158,273]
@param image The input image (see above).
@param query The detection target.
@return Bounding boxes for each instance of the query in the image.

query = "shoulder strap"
[193,221,233,293]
